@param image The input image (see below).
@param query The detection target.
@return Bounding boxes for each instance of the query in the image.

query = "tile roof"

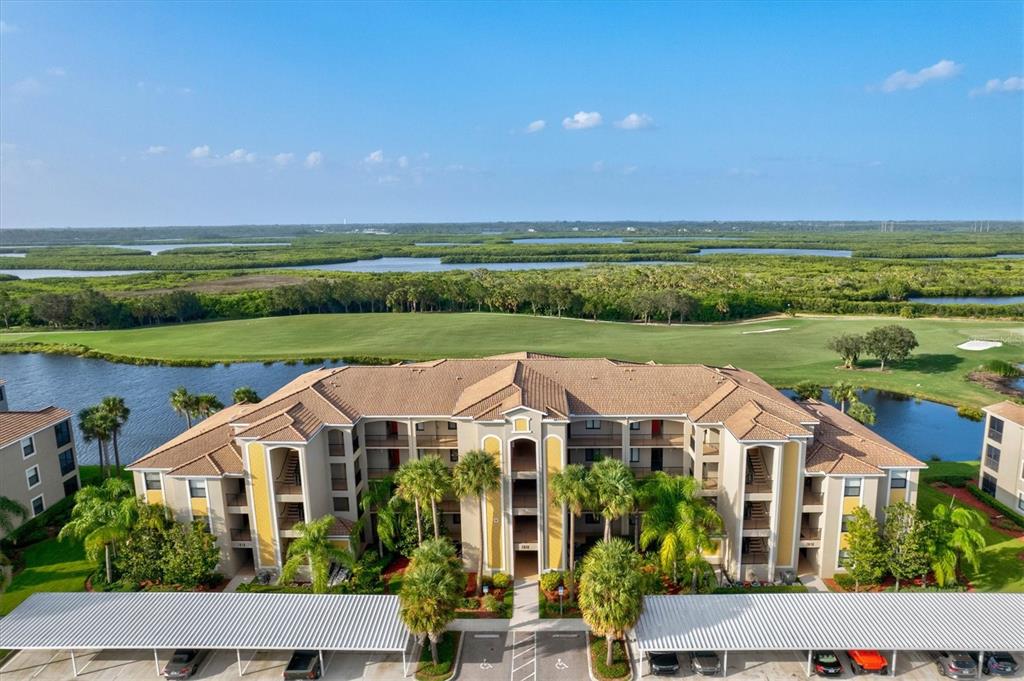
[724,401,812,441]
[0,406,71,448]
[802,399,925,475]
[128,402,254,474]
[985,400,1024,426]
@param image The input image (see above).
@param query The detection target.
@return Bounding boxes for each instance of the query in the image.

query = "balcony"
[365,434,409,448]
[512,492,539,515]
[800,526,821,540]
[513,519,539,550]
[631,466,687,479]
[701,442,720,456]
[741,552,769,565]
[368,467,397,479]
[230,527,251,542]
[331,477,349,491]
[567,434,622,448]
[802,491,824,507]
[630,434,686,448]
[416,434,458,448]
[225,492,248,511]
[328,443,346,458]
[438,499,460,513]
[701,477,719,490]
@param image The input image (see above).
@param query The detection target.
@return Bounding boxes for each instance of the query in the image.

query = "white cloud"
[526,119,546,134]
[11,78,45,97]
[591,160,606,173]
[145,145,167,155]
[188,145,211,160]
[880,59,962,92]
[562,111,602,130]
[623,164,639,175]
[615,113,654,130]
[364,149,384,164]
[304,151,323,168]
[273,152,295,167]
[225,148,255,163]
[46,67,66,77]
[177,87,193,95]
[397,155,409,169]
[0,20,17,34]
[970,76,1024,97]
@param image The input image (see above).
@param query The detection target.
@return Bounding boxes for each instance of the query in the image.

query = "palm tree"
[418,456,452,540]
[394,461,426,544]
[578,538,644,668]
[193,393,224,420]
[550,464,591,592]
[358,477,400,557]
[399,538,465,665]
[58,478,136,583]
[640,472,723,590]
[0,496,28,565]
[99,396,130,475]
[831,381,857,413]
[452,450,501,595]
[280,514,355,593]
[232,386,260,404]
[169,387,195,429]
[78,406,114,478]
[926,503,986,587]
[589,458,636,542]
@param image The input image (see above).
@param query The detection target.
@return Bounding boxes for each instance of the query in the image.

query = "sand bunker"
[741,328,791,335]
[957,340,1004,351]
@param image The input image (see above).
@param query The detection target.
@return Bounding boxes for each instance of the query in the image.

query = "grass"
[4,312,1022,407]
[590,635,631,680]
[416,631,460,681]
[0,537,92,616]
[918,461,1024,592]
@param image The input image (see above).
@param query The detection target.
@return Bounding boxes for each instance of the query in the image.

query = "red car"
[847,650,889,675]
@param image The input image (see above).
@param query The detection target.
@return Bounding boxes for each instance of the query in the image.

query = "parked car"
[847,649,889,675]
[283,650,321,680]
[810,650,844,676]
[977,651,1020,676]
[649,651,680,675]
[162,649,209,679]
[934,651,978,679]
[689,651,722,676]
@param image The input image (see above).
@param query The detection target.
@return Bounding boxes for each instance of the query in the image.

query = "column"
[767,444,784,579]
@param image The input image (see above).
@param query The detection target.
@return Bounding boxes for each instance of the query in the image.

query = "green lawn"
[918,461,1024,592]
[1,537,92,615]
[4,313,1022,407]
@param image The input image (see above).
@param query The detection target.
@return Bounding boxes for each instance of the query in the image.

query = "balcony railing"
[742,552,769,565]
[512,493,538,509]
[438,500,460,512]
[701,443,720,456]
[331,478,349,491]
[274,481,302,495]
[745,481,772,493]
[802,491,824,506]
[701,477,719,490]
[631,466,687,479]
[416,434,458,448]
[984,456,1000,471]
[511,455,537,472]
[629,434,686,448]
[230,527,252,542]
[513,524,539,543]
[567,435,622,448]
[800,527,821,540]
[225,492,248,507]
[368,467,398,479]
[743,517,770,530]
[328,443,346,457]
[365,434,409,448]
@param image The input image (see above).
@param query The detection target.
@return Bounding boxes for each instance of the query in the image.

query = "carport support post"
[978,650,983,679]
[70,649,78,677]
[807,650,813,676]
[891,651,897,677]
[722,650,728,677]
[319,650,325,674]
[153,648,160,676]
[237,649,243,676]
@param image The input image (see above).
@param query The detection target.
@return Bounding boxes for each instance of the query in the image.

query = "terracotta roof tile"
[985,401,1024,426]
[0,407,71,448]
[802,399,924,475]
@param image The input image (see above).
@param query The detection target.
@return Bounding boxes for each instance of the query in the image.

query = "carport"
[0,591,413,678]
[632,592,1024,678]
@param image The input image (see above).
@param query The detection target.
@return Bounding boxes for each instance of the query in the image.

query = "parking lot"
[0,648,405,681]
[455,631,588,681]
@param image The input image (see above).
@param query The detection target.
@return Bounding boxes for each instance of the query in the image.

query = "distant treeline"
[2,259,1021,330]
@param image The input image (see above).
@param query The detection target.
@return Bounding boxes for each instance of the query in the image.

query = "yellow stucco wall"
[514,418,529,432]
[189,496,208,518]
[839,496,860,550]
[775,442,800,568]
[145,490,164,505]
[545,436,564,571]
[483,436,503,570]
[247,442,278,567]
[889,487,906,504]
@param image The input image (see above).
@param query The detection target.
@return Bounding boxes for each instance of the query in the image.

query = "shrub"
[590,636,630,680]
[481,594,502,613]
[459,597,478,610]
[416,631,459,681]
[490,571,511,590]
[957,406,984,422]
[966,484,1024,528]
[161,521,221,587]
[982,359,1023,378]
[539,571,564,593]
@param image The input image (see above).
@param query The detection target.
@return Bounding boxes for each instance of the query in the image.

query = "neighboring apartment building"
[127,353,924,581]
[0,382,81,538]
[979,401,1024,515]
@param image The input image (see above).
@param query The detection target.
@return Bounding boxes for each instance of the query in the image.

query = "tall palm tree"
[578,538,644,667]
[926,503,986,587]
[193,394,224,420]
[399,538,465,665]
[358,477,400,557]
[280,514,355,593]
[417,456,452,540]
[232,386,260,404]
[639,472,722,590]
[589,458,637,542]
[78,406,114,478]
[99,396,130,475]
[0,496,28,565]
[550,463,591,590]
[394,461,426,544]
[169,386,195,429]
[831,381,857,413]
[58,478,136,583]
[452,450,501,595]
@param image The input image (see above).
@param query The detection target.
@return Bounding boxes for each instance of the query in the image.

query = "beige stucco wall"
[0,420,78,538]
[981,412,1024,511]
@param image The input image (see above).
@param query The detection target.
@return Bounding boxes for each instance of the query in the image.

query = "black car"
[162,649,209,679]
[973,651,1020,676]
[649,651,680,676]
[283,650,321,680]
[689,651,722,676]
[811,650,843,676]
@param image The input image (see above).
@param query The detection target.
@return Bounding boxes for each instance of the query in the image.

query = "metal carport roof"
[633,593,1024,652]
[0,592,409,652]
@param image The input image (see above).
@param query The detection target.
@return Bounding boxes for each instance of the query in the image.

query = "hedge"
[966,484,1024,528]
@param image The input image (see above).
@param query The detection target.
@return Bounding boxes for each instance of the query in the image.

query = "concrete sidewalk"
[449,579,589,633]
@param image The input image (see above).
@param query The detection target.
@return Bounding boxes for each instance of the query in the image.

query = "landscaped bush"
[966,484,1024,528]
[589,636,630,680]
[713,584,808,594]
[416,631,460,681]
[957,406,984,421]
[481,594,502,613]
[490,571,511,590]
[539,570,564,593]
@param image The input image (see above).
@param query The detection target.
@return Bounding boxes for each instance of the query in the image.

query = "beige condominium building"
[0,381,81,537]
[979,401,1024,515]
[127,354,924,581]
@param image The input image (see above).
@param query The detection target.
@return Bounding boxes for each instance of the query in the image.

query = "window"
[54,420,72,448]
[837,549,851,567]
[188,479,207,498]
[629,448,640,463]
[144,472,162,491]
[584,448,598,462]
[193,513,211,532]
[984,444,1001,471]
[354,467,362,486]
[689,433,696,452]
[448,421,457,430]
[1018,493,1024,514]
[987,416,1004,443]
[584,513,600,525]
[513,417,529,432]
[21,437,35,458]
[26,465,40,489]
[31,495,44,517]
[841,514,854,532]
[890,470,907,489]
[629,421,641,431]
[452,513,461,525]
[981,473,997,496]
[63,477,79,497]
[585,419,601,430]
[333,496,350,512]
[415,422,425,431]
[59,449,76,476]
[843,478,861,498]
[449,450,459,463]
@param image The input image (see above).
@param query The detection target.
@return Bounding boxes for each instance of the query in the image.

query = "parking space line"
[511,632,536,681]
[195,649,218,677]
[29,650,63,680]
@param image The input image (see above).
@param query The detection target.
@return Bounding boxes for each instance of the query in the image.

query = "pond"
[511,237,625,244]
[696,247,853,257]
[102,242,291,254]
[0,353,984,466]
[0,269,155,279]
[908,295,1024,306]
[283,257,681,273]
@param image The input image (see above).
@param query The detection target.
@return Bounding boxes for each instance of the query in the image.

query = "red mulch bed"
[825,574,974,593]
[382,555,410,578]
[931,483,1024,539]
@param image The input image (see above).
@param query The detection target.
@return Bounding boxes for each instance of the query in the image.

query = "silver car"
[689,651,722,676]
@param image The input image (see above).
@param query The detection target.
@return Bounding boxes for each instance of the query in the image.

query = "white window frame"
[415,422,425,432]
[26,465,41,489]
[629,448,640,463]
[843,477,861,497]
[1018,492,1024,514]
[890,470,908,489]
[30,494,45,517]
[584,419,601,430]
[188,479,207,499]
[629,421,641,431]
[21,436,35,459]
[512,417,530,433]
[144,472,163,491]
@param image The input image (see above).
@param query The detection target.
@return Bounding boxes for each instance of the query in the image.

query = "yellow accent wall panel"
[247,442,278,567]
[514,418,529,432]
[189,496,208,517]
[483,437,503,570]
[775,442,800,568]
[889,488,906,504]
[842,497,860,514]
[145,490,164,505]
[545,436,564,571]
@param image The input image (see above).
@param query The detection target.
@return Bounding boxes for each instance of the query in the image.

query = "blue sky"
[1,1,1021,228]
